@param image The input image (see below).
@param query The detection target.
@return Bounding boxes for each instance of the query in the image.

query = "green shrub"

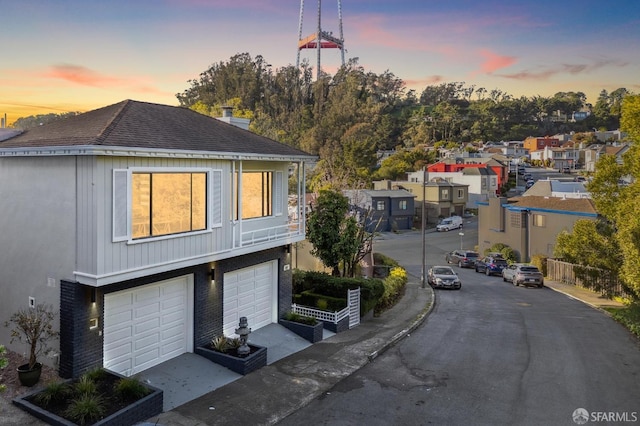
[34,380,72,407]
[530,254,548,275]
[292,270,385,317]
[373,253,399,267]
[485,243,518,263]
[74,375,97,396]
[211,335,241,353]
[65,393,106,425]
[316,298,328,311]
[376,266,408,314]
[113,376,151,402]
[83,367,108,382]
[283,312,318,325]
[604,304,640,338]
[211,336,230,353]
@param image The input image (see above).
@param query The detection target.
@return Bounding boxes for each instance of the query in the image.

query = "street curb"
[368,283,435,362]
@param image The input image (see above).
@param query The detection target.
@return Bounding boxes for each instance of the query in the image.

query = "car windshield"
[434,268,454,275]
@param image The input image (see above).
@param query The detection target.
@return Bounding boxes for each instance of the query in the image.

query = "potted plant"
[4,303,59,386]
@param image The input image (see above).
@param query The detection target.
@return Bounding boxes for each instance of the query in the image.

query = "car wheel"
[513,277,518,286]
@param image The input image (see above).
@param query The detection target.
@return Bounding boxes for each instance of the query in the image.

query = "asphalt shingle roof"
[0,100,314,159]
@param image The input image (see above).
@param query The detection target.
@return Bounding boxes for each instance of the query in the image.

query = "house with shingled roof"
[477,195,598,262]
[0,100,316,379]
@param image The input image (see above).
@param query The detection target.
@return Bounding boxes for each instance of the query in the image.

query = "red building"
[427,158,509,194]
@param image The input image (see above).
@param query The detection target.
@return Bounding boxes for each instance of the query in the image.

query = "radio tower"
[297,0,345,79]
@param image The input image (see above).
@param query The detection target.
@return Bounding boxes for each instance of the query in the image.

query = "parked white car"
[436,216,463,232]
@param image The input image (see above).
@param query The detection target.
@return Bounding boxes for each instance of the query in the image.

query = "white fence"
[291,303,349,324]
[291,287,361,329]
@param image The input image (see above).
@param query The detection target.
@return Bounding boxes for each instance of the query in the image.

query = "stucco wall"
[0,156,76,363]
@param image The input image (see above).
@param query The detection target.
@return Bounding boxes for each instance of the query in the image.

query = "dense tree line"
[10,53,632,190]
[12,112,79,130]
[554,95,640,299]
[176,53,632,189]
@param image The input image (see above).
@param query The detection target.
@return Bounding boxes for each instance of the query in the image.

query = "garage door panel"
[104,275,192,376]
[223,261,276,336]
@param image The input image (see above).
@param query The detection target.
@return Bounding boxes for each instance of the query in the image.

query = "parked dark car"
[502,264,544,287]
[428,265,462,290]
[475,254,508,276]
[445,250,480,268]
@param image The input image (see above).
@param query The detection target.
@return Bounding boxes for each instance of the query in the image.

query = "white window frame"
[113,167,222,244]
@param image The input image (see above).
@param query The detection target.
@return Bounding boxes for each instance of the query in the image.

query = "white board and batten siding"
[103,274,194,376]
[223,260,278,336]
[74,157,290,285]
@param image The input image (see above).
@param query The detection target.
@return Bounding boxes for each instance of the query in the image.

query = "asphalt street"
[278,220,640,426]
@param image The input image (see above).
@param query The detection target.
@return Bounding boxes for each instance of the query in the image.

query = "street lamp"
[458,232,464,250]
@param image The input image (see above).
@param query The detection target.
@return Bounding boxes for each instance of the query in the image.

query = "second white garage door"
[103,275,194,376]
[223,260,277,336]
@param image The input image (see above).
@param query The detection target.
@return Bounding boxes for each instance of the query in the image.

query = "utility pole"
[421,167,427,289]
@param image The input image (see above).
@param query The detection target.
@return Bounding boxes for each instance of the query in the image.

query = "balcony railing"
[240,220,303,246]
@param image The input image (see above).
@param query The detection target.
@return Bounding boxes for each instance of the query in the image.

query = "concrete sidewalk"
[543,279,625,310]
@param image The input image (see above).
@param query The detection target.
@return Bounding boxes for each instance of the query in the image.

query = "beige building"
[477,196,598,262]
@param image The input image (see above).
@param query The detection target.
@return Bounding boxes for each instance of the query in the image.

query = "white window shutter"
[113,170,128,241]
[211,169,223,228]
[275,171,283,216]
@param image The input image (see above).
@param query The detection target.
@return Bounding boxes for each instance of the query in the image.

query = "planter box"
[12,372,163,426]
[279,318,324,343]
[321,315,351,333]
[195,344,267,375]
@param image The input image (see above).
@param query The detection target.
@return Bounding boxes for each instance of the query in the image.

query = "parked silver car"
[502,264,544,287]
[428,265,462,290]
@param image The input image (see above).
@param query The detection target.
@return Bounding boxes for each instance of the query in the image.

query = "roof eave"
[0,145,318,162]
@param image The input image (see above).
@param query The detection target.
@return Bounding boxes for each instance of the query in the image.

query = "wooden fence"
[546,259,630,299]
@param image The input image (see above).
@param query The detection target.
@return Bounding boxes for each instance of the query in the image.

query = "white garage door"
[223,260,277,336]
[103,275,193,376]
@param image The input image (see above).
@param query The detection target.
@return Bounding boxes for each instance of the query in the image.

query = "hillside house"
[0,100,316,379]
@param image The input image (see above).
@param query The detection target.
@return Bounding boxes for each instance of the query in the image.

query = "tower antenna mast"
[297,0,345,79]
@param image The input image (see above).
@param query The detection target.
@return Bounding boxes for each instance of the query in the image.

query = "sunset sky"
[1,0,639,126]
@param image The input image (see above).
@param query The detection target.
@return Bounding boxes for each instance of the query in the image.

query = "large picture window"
[132,172,207,239]
[236,171,273,220]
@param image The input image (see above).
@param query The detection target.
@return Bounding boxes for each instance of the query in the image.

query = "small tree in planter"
[4,303,59,386]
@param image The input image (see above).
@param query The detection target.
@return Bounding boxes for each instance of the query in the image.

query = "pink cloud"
[44,64,123,87]
[42,64,173,97]
[404,75,445,88]
[476,49,517,74]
